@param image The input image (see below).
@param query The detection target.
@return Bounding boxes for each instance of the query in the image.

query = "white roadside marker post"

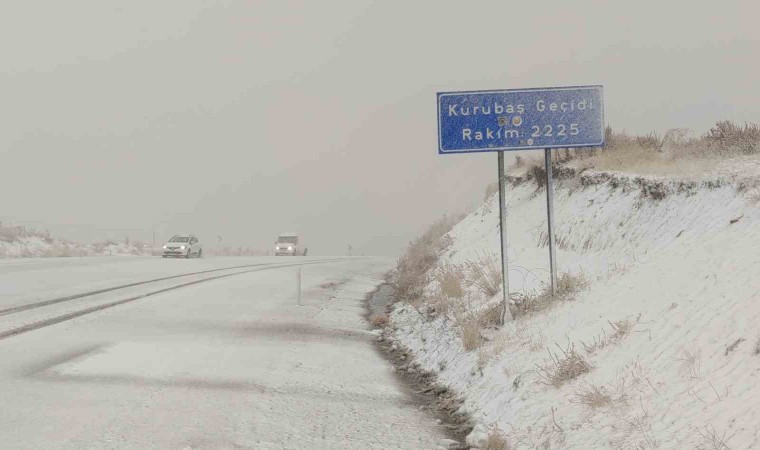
[297,266,302,306]
[544,148,557,295]
[498,151,514,324]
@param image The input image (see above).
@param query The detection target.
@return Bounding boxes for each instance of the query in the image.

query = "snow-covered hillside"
[388,165,760,449]
[0,225,154,258]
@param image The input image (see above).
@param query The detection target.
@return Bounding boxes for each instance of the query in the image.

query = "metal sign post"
[437,85,604,324]
[497,151,513,324]
[544,149,557,295]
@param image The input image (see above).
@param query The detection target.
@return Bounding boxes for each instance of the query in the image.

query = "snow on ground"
[0,228,154,258]
[389,166,760,449]
[0,255,311,310]
[0,257,451,449]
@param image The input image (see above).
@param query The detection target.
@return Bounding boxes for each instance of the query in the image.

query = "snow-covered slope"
[0,226,153,258]
[389,167,760,449]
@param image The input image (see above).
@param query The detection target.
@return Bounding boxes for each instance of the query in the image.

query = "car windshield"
[277,236,297,244]
[169,236,190,243]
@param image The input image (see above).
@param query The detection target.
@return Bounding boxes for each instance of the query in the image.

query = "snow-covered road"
[0,257,446,449]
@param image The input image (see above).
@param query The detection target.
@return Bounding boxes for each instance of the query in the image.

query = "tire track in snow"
[0,258,353,341]
[0,258,348,317]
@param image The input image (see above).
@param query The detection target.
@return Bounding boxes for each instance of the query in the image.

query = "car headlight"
[288,246,293,250]
[180,245,186,250]
[163,245,167,249]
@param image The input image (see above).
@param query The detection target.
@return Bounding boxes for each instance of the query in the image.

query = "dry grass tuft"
[571,380,628,409]
[572,382,613,408]
[536,342,592,388]
[480,303,504,328]
[696,424,737,450]
[483,427,511,450]
[529,164,547,189]
[581,317,635,354]
[511,323,546,352]
[467,252,503,298]
[635,132,666,152]
[370,314,389,328]
[511,272,588,319]
[427,292,454,316]
[393,215,462,303]
[477,334,508,369]
[459,315,483,351]
[434,263,466,299]
[455,303,505,352]
[609,318,633,338]
[556,272,590,295]
[676,348,702,379]
[626,414,659,449]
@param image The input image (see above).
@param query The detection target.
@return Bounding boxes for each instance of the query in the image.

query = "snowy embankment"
[388,166,760,449]
[0,226,153,258]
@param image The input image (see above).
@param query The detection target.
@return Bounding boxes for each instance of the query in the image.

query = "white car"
[162,235,202,258]
[274,233,302,256]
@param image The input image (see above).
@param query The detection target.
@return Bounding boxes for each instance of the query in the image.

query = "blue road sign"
[437,85,604,154]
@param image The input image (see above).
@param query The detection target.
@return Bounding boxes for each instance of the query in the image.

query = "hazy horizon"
[2,0,758,256]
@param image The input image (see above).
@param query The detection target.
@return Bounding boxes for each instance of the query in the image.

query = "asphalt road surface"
[0,256,445,449]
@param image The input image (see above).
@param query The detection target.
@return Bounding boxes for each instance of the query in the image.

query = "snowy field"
[0,230,155,258]
[0,257,449,449]
[389,169,760,449]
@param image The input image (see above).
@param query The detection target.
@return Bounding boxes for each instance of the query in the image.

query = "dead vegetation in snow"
[388,139,760,447]
[580,317,636,354]
[370,314,389,328]
[434,263,467,300]
[0,221,154,258]
[453,302,503,352]
[392,215,462,304]
[571,379,629,409]
[482,427,511,450]
[696,424,737,450]
[676,348,703,379]
[466,252,503,299]
[536,341,592,388]
[510,272,589,319]
[512,121,760,181]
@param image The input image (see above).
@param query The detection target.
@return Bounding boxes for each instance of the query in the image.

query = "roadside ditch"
[365,283,474,450]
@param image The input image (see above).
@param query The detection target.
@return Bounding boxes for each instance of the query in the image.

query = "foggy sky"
[2,0,758,256]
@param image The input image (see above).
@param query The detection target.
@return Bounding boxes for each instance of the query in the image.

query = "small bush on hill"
[537,342,592,388]
[581,318,635,354]
[483,428,511,450]
[434,264,466,299]
[467,252,503,298]
[393,215,462,304]
[514,120,760,177]
[635,132,666,152]
[511,272,588,319]
[459,315,483,351]
[571,380,628,409]
[0,223,48,243]
[370,314,389,328]
[572,382,613,408]
[707,120,760,155]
